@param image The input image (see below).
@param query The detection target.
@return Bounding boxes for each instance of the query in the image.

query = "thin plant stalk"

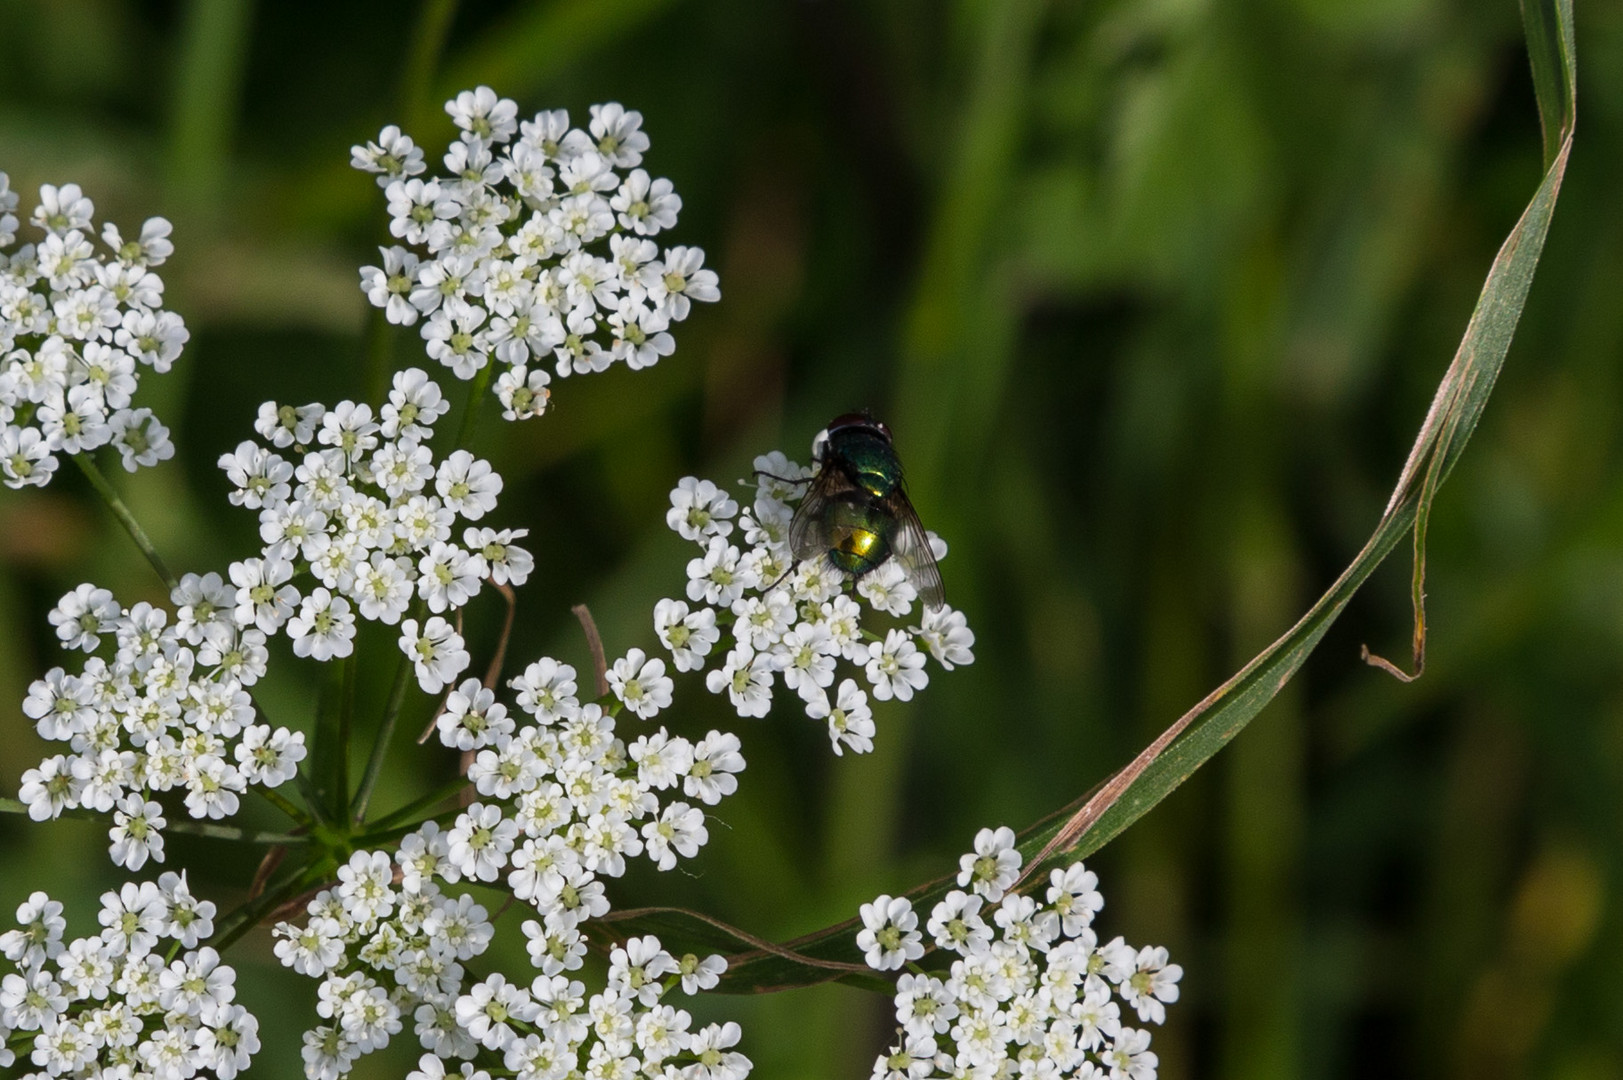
[71,453,178,591]
[352,652,415,825]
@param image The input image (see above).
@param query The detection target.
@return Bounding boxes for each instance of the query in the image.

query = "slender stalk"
[337,654,357,819]
[292,764,329,828]
[572,603,611,697]
[354,802,468,847]
[0,796,302,845]
[164,819,305,845]
[210,866,324,953]
[351,651,415,825]
[250,783,313,826]
[453,363,495,449]
[484,581,517,689]
[71,453,178,590]
[363,304,394,404]
[363,772,472,834]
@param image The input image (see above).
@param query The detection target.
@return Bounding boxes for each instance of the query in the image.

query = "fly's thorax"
[826,427,902,499]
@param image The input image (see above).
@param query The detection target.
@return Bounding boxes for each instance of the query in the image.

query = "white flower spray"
[657,450,977,754]
[860,828,1182,1080]
[0,175,186,488]
[353,89,719,413]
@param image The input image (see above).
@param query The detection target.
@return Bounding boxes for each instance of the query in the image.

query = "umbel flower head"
[18,573,308,869]
[0,878,257,1078]
[220,367,532,692]
[862,828,1182,1079]
[0,175,186,488]
[354,90,719,415]
[657,448,976,754]
[273,647,752,1080]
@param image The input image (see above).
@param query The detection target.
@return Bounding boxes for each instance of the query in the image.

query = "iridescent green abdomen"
[822,497,896,576]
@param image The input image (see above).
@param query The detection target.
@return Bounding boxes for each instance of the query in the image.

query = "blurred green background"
[1,0,1620,1077]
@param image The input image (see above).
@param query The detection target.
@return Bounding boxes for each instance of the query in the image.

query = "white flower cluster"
[0,175,186,488]
[0,880,258,1079]
[17,574,308,869]
[218,367,532,693]
[859,828,1181,1080]
[352,88,719,417]
[273,654,750,1079]
[657,453,976,754]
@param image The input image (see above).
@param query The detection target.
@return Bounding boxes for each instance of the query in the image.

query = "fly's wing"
[884,486,946,611]
[787,466,858,565]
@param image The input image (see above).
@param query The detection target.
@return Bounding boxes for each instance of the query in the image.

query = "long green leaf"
[587,0,1578,994]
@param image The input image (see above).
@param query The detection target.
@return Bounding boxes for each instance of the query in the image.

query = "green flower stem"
[210,863,327,953]
[336,654,357,820]
[362,772,472,835]
[354,802,467,847]
[453,362,495,449]
[250,782,313,827]
[71,452,178,591]
[164,818,306,845]
[351,650,415,825]
[0,796,303,845]
[362,304,394,404]
[292,763,330,827]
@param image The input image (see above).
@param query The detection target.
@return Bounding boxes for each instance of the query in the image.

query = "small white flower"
[288,588,357,661]
[436,679,514,750]
[653,597,719,672]
[641,801,707,870]
[447,86,520,144]
[705,644,774,718]
[957,826,1023,903]
[108,792,166,870]
[864,628,928,702]
[435,449,502,519]
[464,526,533,586]
[772,622,838,692]
[351,124,426,187]
[676,952,728,995]
[856,559,918,616]
[686,1020,751,1080]
[916,604,976,669]
[382,367,448,439]
[416,539,484,613]
[1107,941,1183,1025]
[608,647,673,719]
[803,678,874,756]
[399,616,470,694]
[1102,1026,1159,1080]
[495,364,552,419]
[607,934,678,1005]
[446,802,519,883]
[857,895,924,972]
[667,476,737,541]
[2,892,67,967]
[684,730,745,805]
[510,656,579,722]
[108,406,175,470]
[686,536,756,607]
[48,583,119,652]
[234,724,307,787]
